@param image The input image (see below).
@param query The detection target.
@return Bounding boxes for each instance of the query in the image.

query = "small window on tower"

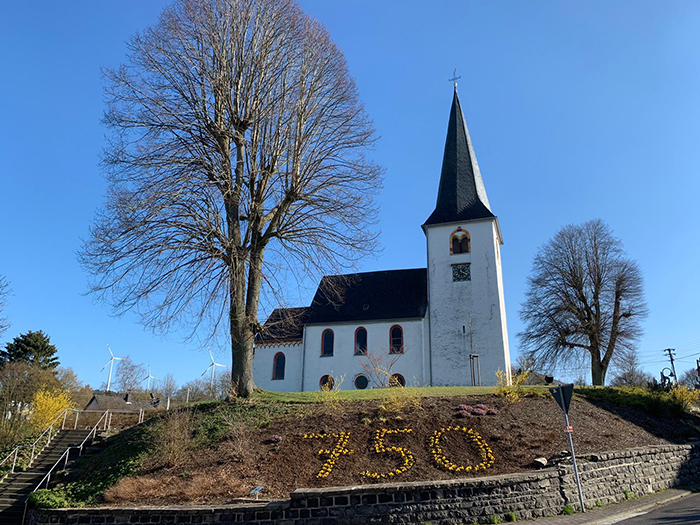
[452,263,471,282]
[450,228,471,254]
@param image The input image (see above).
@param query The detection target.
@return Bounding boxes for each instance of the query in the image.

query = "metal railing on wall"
[22,410,111,524]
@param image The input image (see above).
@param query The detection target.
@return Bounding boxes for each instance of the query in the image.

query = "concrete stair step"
[0,496,28,504]
[0,501,25,510]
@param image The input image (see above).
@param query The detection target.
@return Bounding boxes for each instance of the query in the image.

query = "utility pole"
[664,348,678,385]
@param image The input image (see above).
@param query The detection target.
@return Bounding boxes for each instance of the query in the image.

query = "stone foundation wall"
[27,444,700,525]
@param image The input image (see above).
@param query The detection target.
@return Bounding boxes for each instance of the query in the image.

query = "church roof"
[306,268,428,324]
[424,88,495,227]
[256,269,428,343]
[256,307,309,343]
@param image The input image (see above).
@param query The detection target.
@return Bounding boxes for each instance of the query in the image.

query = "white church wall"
[492,226,513,384]
[253,342,303,392]
[426,218,510,386]
[301,319,426,391]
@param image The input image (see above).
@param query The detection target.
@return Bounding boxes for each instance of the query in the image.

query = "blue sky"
[1,1,699,389]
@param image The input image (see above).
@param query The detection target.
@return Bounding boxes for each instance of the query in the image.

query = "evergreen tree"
[1,330,60,370]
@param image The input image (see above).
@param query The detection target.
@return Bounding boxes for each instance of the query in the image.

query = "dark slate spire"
[424,88,494,226]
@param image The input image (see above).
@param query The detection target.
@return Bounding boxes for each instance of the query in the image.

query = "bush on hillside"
[28,489,73,509]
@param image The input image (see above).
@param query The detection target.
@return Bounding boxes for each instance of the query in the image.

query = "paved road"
[615,492,700,524]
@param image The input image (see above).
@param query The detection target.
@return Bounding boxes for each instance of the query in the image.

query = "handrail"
[77,410,110,455]
[27,407,76,466]
[1,407,129,476]
[0,407,73,474]
[22,410,110,525]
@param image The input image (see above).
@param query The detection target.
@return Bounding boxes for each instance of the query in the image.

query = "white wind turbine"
[101,345,123,392]
[201,349,229,390]
[143,364,158,392]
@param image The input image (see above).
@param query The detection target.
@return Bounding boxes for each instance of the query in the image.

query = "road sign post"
[550,384,585,513]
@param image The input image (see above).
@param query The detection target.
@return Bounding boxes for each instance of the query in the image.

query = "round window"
[390,373,406,387]
[354,375,369,390]
[320,375,335,390]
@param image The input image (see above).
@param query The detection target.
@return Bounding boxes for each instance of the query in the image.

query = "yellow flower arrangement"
[361,428,414,480]
[428,426,495,472]
[303,431,354,478]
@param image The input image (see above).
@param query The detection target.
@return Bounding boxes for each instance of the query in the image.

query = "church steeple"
[424,88,494,226]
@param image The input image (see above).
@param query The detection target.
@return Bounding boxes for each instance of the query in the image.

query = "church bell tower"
[423,87,511,386]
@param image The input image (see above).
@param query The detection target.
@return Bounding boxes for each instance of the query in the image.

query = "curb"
[531,488,694,524]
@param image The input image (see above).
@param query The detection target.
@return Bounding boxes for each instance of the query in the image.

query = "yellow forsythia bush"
[668,384,700,411]
[30,389,74,431]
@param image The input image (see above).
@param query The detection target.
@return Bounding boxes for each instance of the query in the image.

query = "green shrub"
[506,511,517,522]
[562,504,575,515]
[577,386,697,416]
[28,489,72,509]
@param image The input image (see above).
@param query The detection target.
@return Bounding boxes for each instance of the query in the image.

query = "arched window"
[389,325,404,354]
[450,228,471,254]
[354,375,369,390]
[321,329,334,356]
[390,373,406,387]
[272,352,285,380]
[320,375,335,390]
[355,327,368,355]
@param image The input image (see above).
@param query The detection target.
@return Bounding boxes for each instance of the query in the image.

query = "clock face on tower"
[451,263,471,282]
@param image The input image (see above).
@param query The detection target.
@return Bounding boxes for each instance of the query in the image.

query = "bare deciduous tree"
[0,362,58,446]
[679,368,700,389]
[160,373,179,399]
[609,349,653,387]
[79,0,381,397]
[0,276,10,339]
[518,219,647,386]
[116,357,146,393]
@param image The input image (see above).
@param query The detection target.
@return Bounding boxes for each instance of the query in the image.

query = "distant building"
[253,88,511,391]
[84,392,146,411]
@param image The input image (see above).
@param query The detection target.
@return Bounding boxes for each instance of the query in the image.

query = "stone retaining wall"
[27,444,700,525]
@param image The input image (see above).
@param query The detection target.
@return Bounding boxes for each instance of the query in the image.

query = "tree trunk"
[591,357,607,386]
[229,258,256,398]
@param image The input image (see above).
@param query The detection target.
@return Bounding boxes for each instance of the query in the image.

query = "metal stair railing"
[0,407,75,476]
[0,407,128,477]
[22,410,110,525]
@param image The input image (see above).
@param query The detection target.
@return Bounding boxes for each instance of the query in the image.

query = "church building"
[253,88,511,391]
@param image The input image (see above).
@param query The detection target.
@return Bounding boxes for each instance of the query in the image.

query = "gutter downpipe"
[423,224,434,386]
[300,325,307,392]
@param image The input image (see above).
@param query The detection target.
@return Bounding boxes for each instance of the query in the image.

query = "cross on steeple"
[448,68,461,87]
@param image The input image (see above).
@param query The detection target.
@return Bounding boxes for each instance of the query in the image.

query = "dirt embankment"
[102,394,700,504]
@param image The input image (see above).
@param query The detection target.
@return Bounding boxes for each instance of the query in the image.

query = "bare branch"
[518,219,647,385]
[0,276,10,339]
[80,0,382,397]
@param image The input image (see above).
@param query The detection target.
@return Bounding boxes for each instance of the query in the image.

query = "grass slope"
[30,386,700,508]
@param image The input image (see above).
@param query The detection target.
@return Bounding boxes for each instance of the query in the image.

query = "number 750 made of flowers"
[303,426,495,479]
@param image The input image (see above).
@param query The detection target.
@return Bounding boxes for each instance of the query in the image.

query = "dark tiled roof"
[305,268,428,324]
[84,393,146,410]
[424,88,495,226]
[256,307,309,344]
[257,269,428,343]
